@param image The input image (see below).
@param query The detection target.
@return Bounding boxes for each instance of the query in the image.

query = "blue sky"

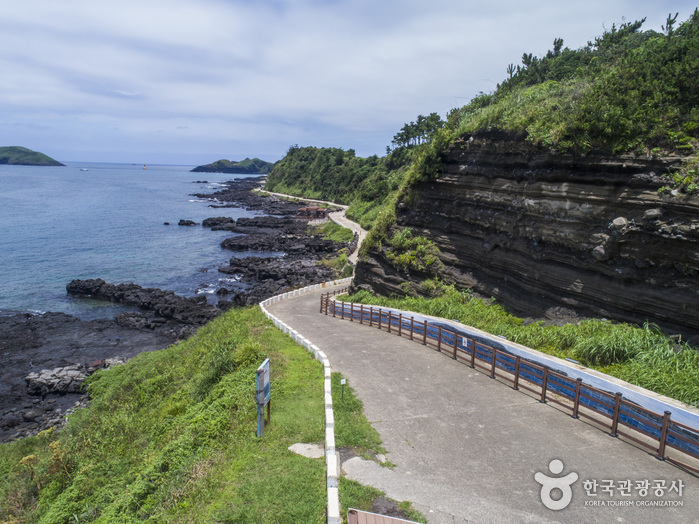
[1,1,696,165]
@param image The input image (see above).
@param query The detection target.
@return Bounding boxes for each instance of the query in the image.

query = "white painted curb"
[259,277,351,524]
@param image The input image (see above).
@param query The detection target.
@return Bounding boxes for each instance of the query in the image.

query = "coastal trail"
[253,188,367,264]
[265,284,698,524]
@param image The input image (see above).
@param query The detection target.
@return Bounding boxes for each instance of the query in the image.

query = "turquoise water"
[0,162,262,319]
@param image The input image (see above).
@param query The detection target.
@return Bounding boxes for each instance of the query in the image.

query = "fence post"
[387,311,392,334]
[470,341,476,368]
[319,294,323,314]
[490,349,497,379]
[437,327,442,352]
[452,332,458,360]
[610,392,622,437]
[359,304,364,324]
[656,411,672,460]
[410,317,414,340]
[378,309,382,330]
[332,297,336,317]
[398,314,402,337]
[540,368,549,403]
[513,356,521,390]
[341,302,345,320]
[422,320,428,345]
[572,378,582,419]
[369,306,373,327]
[350,302,354,322]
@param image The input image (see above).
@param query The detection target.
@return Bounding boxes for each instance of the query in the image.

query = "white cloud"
[0,0,695,162]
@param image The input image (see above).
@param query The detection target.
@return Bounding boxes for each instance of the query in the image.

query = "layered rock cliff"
[354,131,699,341]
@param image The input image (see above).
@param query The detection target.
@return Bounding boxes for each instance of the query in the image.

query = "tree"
[663,12,679,37]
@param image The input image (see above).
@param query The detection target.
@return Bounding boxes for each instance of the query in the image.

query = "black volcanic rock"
[354,131,699,340]
[66,279,219,326]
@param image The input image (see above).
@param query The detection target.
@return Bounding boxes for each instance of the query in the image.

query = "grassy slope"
[0,146,64,166]
[0,305,420,523]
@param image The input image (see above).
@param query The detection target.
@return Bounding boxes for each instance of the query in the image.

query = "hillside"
[191,157,274,174]
[0,146,64,166]
[0,306,390,522]
[265,12,699,340]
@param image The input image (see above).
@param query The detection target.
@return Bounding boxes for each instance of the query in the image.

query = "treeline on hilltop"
[191,157,273,174]
[265,145,414,229]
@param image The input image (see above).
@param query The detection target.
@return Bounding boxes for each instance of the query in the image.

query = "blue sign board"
[256,358,271,437]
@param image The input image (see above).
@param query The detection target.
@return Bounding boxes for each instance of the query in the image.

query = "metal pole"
[540,368,549,403]
[656,411,672,460]
[610,392,622,437]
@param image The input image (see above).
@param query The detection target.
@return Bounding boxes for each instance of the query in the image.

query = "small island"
[0,146,64,166]
[191,157,273,174]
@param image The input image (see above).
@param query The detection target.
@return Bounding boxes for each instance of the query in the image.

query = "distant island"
[191,157,274,174]
[0,146,64,166]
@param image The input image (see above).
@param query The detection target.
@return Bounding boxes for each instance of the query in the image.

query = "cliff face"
[354,132,699,340]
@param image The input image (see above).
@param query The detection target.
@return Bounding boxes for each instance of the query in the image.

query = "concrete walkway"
[266,285,697,524]
[254,188,367,264]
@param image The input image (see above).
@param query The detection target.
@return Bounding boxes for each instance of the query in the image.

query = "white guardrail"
[259,277,352,524]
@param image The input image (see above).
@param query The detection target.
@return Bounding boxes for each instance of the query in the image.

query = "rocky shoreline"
[1,176,350,443]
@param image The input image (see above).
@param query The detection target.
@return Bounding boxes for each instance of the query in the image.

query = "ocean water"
[0,162,266,319]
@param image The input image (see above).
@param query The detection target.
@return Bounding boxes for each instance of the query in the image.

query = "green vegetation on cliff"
[265,145,413,229]
[0,146,64,166]
[268,11,699,233]
[449,11,699,157]
[191,157,273,174]
[0,306,389,523]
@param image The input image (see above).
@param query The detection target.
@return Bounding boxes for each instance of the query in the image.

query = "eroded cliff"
[354,131,699,341]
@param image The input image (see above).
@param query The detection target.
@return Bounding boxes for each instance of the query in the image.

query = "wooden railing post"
[490,349,497,378]
[369,306,374,327]
[422,320,428,345]
[387,311,392,334]
[610,392,622,437]
[341,301,345,320]
[572,378,582,418]
[319,294,323,314]
[437,327,442,352]
[398,314,402,337]
[513,356,521,390]
[540,368,549,403]
[350,302,354,322]
[656,411,672,460]
[378,309,382,330]
[332,298,336,317]
[470,341,476,368]
[452,332,458,360]
[410,317,414,340]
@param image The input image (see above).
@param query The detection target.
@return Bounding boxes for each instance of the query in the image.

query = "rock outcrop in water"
[354,131,699,341]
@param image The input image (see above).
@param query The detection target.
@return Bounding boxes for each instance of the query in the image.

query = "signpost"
[256,358,271,437]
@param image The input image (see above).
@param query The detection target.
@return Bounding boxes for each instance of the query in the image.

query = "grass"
[0,307,328,523]
[313,220,355,244]
[0,305,428,523]
[341,284,699,408]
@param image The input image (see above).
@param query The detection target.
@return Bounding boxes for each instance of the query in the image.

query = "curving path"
[254,188,367,264]
[266,286,698,524]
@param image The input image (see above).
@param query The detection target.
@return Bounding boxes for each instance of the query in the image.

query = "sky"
[1,1,696,165]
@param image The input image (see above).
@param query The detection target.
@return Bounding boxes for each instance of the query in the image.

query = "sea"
[0,162,271,320]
